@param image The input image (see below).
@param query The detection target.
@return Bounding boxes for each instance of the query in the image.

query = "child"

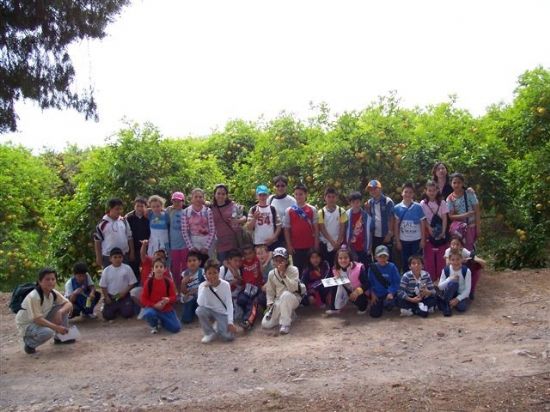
[345,191,373,266]
[262,247,301,335]
[140,258,181,334]
[437,250,472,316]
[420,180,449,282]
[196,259,237,343]
[147,195,170,256]
[283,183,319,273]
[318,187,347,265]
[99,247,138,320]
[447,173,480,251]
[181,188,216,265]
[64,262,101,319]
[268,175,297,248]
[300,248,330,309]
[325,247,370,315]
[16,268,73,354]
[180,251,206,324]
[94,198,135,269]
[368,245,401,318]
[366,180,395,260]
[219,249,244,321]
[247,185,281,250]
[255,244,273,284]
[211,184,247,261]
[397,255,437,317]
[237,246,266,329]
[394,182,426,271]
[167,191,189,290]
[125,196,151,277]
[444,235,486,298]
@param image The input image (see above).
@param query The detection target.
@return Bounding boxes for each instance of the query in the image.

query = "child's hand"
[104,295,112,305]
[141,239,149,245]
[450,298,459,308]
[395,240,402,251]
[409,295,422,303]
[386,293,394,301]
[55,325,69,335]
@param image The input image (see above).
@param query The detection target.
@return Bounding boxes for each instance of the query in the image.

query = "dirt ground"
[1,268,549,411]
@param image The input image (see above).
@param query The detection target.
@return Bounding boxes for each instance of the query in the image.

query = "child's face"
[375,254,389,265]
[402,187,414,201]
[134,202,146,216]
[325,193,337,207]
[350,199,361,210]
[214,188,227,205]
[187,256,200,271]
[153,251,166,261]
[75,273,87,284]
[39,273,57,292]
[243,248,256,261]
[450,239,462,251]
[449,254,462,268]
[153,261,166,276]
[410,259,422,274]
[150,200,163,214]
[451,177,464,191]
[368,187,381,199]
[294,189,307,204]
[171,199,183,210]
[110,254,123,267]
[310,253,321,267]
[257,193,268,204]
[274,181,287,196]
[255,247,269,262]
[192,192,204,206]
[205,267,220,285]
[108,205,123,219]
[273,256,288,271]
[337,252,351,269]
[426,185,437,200]
[228,256,242,268]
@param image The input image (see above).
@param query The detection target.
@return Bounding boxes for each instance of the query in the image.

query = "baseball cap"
[367,180,382,189]
[256,185,270,195]
[375,245,390,257]
[171,191,185,201]
[272,247,289,260]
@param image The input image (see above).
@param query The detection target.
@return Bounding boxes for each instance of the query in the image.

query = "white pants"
[262,291,300,328]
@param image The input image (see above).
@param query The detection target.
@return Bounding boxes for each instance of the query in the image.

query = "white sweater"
[197,279,234,324]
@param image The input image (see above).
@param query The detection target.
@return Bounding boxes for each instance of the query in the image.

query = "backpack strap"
[270,206,277,231]
[461,265,468,278]
[208,286,227,309]
[369,263,390,289]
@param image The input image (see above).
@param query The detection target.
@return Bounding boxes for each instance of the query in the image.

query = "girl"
[140,258,181,334]
[325,247,370,315]
[16,268,73,354]
[300,248,330,308]
[211,184,247,262]
[147,195,170,257]
[420,180,449,282]
[181,188,216,265]
[444,235,486,299]
[447,173,480,251]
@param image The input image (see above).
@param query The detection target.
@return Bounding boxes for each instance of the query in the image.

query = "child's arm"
[140,239,148,261]
[101,287,111,304]
[246,206,257,230]
[284,227,294,255]
[420,218,426,249]
[128,238,135,262]
[313,210,320,249]
[394,216,402,251]
[94,240,103,268]
[385,209,395,243]
[337,213,347,249]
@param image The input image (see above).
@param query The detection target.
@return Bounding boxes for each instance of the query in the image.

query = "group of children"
[15,163,487,352]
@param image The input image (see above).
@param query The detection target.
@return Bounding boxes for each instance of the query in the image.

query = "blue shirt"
[394,201,425,242]
[168,207,186,250]
[368,262,400,296]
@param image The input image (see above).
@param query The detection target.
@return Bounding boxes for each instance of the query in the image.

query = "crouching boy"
[397,255,436,318]
[196,259,237,343]
[368,245,400,318]
[64,262,101,319]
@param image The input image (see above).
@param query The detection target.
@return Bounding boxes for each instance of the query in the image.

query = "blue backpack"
[443,265,468,279]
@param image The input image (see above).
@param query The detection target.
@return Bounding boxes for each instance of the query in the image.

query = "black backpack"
[428,203,448,246]
[9,283,36,313]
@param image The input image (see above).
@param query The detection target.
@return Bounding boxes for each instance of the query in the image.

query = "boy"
[94,198,135,269]
[397,255,437,318]
[366,180,395,261]
[437,250,472,316]
[345,191,372,266]
[368,245,400,318]
[64,262,101,319]
[125,196,150,277]
[99,248,138,320]
[181,188,216,265]
[167,191,188,290]
[219,249,244,321]
[268,175,297,248]
[237,246,266,329]
[318,187,347,265]
[247,185,281,250]
[180,251,205,324]
[196,259,237,343]
[394,182,426,272]
[283,183,319,272]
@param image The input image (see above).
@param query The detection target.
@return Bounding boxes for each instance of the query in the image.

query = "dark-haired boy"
[268,175,296,248]
[366,180,395,261]
[180,251,206,324]
[64,262,101,319]
[345,192,372,266]
[318,187,347,265]
[125,196,150,277]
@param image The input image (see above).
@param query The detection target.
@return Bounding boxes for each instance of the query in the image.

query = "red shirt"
[288,205,316,249]
[140,256,170,285]
[140,276,177,312]
[241,257,263,288]
[350,210,365,252]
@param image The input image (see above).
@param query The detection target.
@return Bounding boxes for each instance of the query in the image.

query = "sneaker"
[150,325,160,334]
[212,321,218,330]
[400,309,413,317]
[241,320,251,330]
[24,344,36,354]
[279,325,290,335]
[137,308,146,320]
[54,338,76,344]
[325,309,340,315]
[201,334,216,344]
[428,307,435,313]
[357,309,367,315]
[83,313,97,319]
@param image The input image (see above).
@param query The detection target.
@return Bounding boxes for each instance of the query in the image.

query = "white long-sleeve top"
[197,279,234,324]
[438,266,472,302]
[265,265,300,306]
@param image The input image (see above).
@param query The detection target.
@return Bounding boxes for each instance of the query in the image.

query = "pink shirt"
[420,200,449,225]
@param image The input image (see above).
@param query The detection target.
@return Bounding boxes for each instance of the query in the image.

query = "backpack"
[320,206,343,221]
[427,202,448,246]
[9,283,36,313]
[251,205,278,231]
[443,265,468,279]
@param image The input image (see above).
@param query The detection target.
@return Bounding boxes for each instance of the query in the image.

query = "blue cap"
[256,185,269,195]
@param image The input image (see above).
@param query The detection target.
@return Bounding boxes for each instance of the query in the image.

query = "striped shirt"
[397,270,435,301]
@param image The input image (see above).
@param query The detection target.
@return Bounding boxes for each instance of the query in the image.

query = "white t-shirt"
[268,194,296,224]
[248,205,280,245]
[444,248,472,261]
[16,289,69,335]
[318,206,346,252]
[64,274,94,297]
[95,215,132,256]
[99,263,137,295]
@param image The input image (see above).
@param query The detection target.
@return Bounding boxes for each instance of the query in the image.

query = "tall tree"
[0,0,130,133]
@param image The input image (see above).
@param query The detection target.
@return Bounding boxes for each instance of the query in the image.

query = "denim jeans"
[142,308,181,333]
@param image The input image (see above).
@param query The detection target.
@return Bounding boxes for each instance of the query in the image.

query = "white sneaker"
[400,309,413,317]
[212,321,218,330]
[428,307,435,313]
[84,313,97,319]
[357,309,367,315]
[137,308,146,320]
[325,309,340,315]
[201,334,216,344]
[150,326,159,334]
[279,325,290,335]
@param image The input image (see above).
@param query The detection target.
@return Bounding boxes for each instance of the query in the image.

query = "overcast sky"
[2,0,550,151]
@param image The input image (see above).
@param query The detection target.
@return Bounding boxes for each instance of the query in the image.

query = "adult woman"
[432,162,454,199]
[16,268,73,354]
[210,184,247,262]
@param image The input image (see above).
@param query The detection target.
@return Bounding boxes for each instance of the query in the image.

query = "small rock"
[436,331,445,337]
[253,368,257,373]
[292,377,305,382]
[233,367,239,372]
